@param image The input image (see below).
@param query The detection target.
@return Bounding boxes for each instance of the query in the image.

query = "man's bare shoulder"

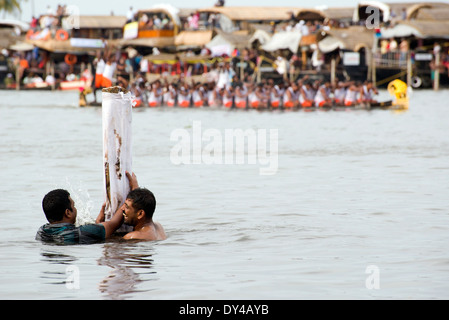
[123,231,140,240]
[123,222,167,241]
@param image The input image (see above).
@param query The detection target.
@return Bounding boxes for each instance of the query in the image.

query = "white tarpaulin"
[102,89,133,229]
[249,29,272,46]
[380,25,422,39]
[206,35,233,57]
[318,35,345,53]
[261,31,302,54]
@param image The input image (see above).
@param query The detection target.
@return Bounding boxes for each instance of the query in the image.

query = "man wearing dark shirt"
[36,172,137,244]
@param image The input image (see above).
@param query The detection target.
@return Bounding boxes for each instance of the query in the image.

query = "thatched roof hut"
[353,1,449,23]
[174,30,215,48]
[295,9,326,21]
[205,30,252,56]
[120,37,175,49]
[198,7,300,22]
[380,20,449,39]
[320,7,354,23]
[317,26,375,53]
[74,16,127,29]
[407,3,449,21]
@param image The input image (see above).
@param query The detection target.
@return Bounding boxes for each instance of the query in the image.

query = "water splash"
[61,177,96,227]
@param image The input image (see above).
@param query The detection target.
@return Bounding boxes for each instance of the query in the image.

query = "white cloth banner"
[102,90,133,226]
[261,32,302,54]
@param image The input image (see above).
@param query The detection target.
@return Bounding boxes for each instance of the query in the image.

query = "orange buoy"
[65,54,77,65]
[55,29,69,41]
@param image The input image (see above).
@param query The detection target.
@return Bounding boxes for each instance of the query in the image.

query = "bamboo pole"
[330,57,336,86]
[434,51,440,91]
[15,66,20,91]
[51,60,56,91]
[406,52,412,87]
[240,55,244,80]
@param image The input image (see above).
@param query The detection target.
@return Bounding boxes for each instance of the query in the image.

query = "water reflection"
[97,240,156,300]
[39,246,78,286]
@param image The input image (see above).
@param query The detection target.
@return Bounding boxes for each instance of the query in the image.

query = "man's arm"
[96,171,139,238]
[101,205,124,238]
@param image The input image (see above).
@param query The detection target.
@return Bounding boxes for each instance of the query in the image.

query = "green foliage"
[0,0,23,15]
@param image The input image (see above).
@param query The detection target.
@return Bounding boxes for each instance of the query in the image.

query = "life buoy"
[55,29,69,41]
[65,54,77,65]
[411,76,422,88]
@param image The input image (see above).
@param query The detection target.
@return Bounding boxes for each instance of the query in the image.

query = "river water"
[0,89,448,300]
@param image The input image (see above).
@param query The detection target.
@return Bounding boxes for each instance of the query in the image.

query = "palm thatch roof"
[296,9,326,21]
[25,38,122,53]
[381,20,449,39]
[198,7,301,22]
[354,1,449,22]
[320,7,354,21]
[75,16,127,29]
[317,26,375,53]
[174,30,215,47]
[144,53,214,64]
[120,37,175,48]
[407,3,449,21]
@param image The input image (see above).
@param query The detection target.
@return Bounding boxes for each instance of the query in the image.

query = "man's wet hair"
[127,188,156,220]
[42,189,71,223]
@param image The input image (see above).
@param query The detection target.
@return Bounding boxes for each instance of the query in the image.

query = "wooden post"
[51,60,56,91]
[330,57,336,85]
[301,49,307,70]
[371,51,377,85]
[434,51,440,91]
[406,51,412,87]
[240,55,244,80]
[15,66,20,91]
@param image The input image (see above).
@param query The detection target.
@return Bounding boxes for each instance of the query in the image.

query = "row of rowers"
[130,78,379,109]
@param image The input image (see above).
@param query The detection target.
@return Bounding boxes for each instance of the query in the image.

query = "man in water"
[95,173,167,241]
[36,172,136,244]
[121,188,167,241]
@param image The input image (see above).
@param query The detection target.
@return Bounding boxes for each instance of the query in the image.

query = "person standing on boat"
[101,54,117,88]
[217,62,234,89]
[92,51,106,103]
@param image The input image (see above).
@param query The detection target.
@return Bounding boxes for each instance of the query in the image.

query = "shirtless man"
[96,172,166,241]
[121,188,166,240]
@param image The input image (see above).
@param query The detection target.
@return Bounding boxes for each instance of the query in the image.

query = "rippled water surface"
[1,89,448,300]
